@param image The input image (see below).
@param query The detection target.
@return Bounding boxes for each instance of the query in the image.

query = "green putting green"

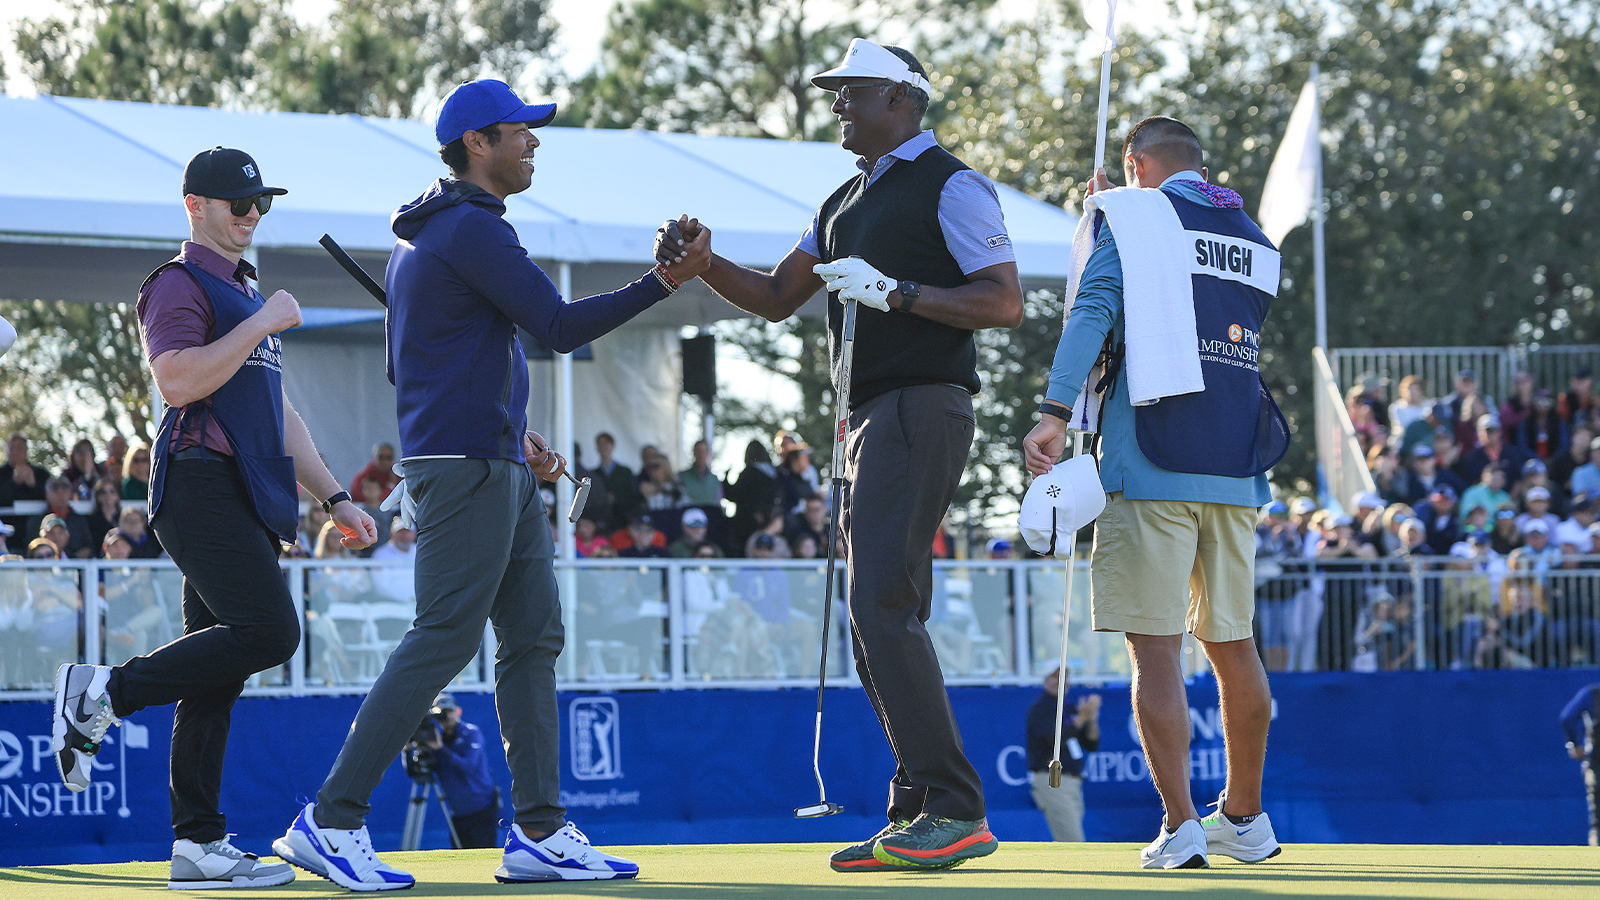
[2,843,1596,898]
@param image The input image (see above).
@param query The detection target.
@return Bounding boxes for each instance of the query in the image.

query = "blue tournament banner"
[0,670,1593,866]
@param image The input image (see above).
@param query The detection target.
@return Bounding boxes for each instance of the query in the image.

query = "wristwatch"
[1039,402,1071,422]
[897,280,921,312]
[322,490,353,514]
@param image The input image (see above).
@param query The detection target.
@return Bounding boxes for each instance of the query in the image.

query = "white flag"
[1082,0,1119,52]
[123,721,150,749]
[1258,75,1322,247]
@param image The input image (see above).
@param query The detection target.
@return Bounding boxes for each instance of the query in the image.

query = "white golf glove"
[379,463,418,531]
[813,258,893,312]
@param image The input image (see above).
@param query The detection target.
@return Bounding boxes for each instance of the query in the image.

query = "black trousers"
[843,384,986,822]
[451,800,502,849]
[108,457,300,843]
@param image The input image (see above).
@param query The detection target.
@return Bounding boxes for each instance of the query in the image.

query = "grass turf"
[2,843,1596,899]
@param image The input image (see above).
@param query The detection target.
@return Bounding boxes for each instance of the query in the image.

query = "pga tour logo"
[569,698,621,781]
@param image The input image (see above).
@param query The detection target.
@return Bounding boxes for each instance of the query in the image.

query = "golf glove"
[380,465,418,531]
[813,258,893,312]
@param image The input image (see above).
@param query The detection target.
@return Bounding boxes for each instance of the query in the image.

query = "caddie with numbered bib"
[1022,116,1286,870]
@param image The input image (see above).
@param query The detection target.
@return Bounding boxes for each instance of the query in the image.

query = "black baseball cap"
[182,147,288,200]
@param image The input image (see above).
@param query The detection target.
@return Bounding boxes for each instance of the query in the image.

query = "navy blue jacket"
[386,180,669,460]
[434,721,498,816]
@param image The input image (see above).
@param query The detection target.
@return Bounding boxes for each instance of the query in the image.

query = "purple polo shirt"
[136,241,259,455]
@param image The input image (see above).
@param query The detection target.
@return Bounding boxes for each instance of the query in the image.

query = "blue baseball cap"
[435,80,557,146]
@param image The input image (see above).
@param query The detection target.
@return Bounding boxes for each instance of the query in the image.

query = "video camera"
[402,714,445,781]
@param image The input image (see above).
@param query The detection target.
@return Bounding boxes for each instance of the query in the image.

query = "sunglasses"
[836,82,893,104]
[225,194,273,217]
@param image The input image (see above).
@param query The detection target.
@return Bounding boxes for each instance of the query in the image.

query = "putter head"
[1048,759,1062,789]
[568,477,593,524]
[795,801,844,819]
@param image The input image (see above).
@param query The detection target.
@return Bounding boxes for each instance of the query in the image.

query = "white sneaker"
[169,835,295,890]
[495,822,639,882]
[52,663,120,792]
[271,802,415,892]
[1139,818,1208,869]
[1201,794,1282,862]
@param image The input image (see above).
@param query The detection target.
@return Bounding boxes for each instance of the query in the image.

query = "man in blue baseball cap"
[273,80,710,889]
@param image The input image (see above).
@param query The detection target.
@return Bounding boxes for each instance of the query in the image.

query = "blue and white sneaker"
[271,802,414,892]
[495,822,639,882]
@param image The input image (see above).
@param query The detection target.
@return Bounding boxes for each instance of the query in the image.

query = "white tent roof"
[0,94,1077,283]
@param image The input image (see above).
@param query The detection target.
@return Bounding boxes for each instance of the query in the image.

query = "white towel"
[1063,186,1204,428]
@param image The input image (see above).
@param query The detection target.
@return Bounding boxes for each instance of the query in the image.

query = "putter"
[1086,0,1119,172]
[795,297,858,820]
[1048,429,1086,788]
[525,432,592,523]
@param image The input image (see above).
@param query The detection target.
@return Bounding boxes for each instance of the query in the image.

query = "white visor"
[811,38,933,95]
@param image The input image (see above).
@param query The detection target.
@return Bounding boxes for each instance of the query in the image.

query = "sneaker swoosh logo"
[75,692,96,725]
[1237,827,1253,836]
[548,850,565,859]
[326,838,342,854]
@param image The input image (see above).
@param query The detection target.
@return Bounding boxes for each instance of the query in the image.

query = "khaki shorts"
[1089,492,1257,642]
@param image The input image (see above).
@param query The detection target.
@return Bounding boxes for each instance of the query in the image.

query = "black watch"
[322,490,352,514]
[897,280,921,312]
[1039,402,1071,422]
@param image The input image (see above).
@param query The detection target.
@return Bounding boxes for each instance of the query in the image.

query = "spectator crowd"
[1257,366,1600,673]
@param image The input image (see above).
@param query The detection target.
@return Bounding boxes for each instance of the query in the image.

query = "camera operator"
[415,694,500,848]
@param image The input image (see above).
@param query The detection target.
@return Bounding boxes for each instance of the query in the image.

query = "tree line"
[4,0,1598,518]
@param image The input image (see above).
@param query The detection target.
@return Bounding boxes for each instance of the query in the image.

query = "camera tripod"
[400,772,463,851]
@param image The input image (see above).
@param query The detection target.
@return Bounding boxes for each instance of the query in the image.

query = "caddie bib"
[1133,187,1291,478]
[145,261,299,543]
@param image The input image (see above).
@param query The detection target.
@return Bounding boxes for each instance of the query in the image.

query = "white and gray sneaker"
[272,802,415,892]
[52,663,121,792]
[1200,793,1282,862]
[496,822,639,882]
[169,835,295,890]
[1139,818,1209,869]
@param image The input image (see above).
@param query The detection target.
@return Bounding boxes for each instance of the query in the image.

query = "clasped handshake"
[652,215,896,310]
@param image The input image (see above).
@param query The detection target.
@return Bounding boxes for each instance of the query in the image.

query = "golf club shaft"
[524,431,580,485]
[319,234,387,307]
[809,298,859,806]
[1050,430,1085,779]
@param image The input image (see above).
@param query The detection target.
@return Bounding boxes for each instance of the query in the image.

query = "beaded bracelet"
[653,264,681,293]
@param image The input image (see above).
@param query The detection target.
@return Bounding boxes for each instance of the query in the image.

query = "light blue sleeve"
[1045,221,1122,410]
[936,170,1016,274]
[796,211,822,258]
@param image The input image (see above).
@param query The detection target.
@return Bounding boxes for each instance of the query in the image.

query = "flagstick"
[1308,62,1328,351]
[118,733,130,817]
[1091,0,1118,172]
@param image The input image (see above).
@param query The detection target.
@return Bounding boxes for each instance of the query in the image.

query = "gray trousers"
[1030,770,1086,841]
[844,384,986,822]
[315,458,565,833]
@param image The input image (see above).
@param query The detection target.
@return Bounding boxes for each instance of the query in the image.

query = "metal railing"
[1332,344,1600,409]
[6,554,1593,699]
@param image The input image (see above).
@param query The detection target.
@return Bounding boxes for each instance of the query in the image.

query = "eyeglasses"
[835,82,893,104]
[226,194,273,217]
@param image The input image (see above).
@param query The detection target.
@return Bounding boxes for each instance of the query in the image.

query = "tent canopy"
[0,94,1079,326]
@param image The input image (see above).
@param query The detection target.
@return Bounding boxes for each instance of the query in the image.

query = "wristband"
[322,490,352,514]
[1039,402,1071,422]
[654,264,680,292]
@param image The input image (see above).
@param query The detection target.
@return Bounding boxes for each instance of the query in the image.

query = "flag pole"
[1309,62,1327,352]
[1092,0,1118,172]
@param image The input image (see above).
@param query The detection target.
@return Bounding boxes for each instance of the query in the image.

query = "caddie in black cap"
[45,142,378,890]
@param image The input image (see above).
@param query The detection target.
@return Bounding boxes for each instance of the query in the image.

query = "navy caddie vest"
[144,260,299,543]
[1133,187,1291,478]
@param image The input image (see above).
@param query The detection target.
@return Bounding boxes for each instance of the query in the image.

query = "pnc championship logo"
[1228,324,1244,343]
[242,164,257,179]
